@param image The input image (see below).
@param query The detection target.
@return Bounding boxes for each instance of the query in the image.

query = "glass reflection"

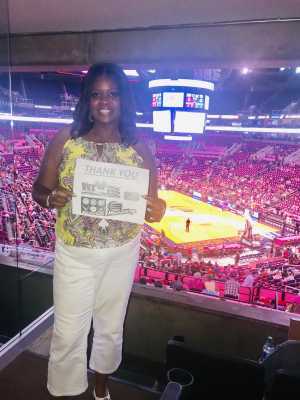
[0,0,17,347]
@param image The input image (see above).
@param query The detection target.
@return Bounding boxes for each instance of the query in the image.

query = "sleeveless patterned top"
[56,137,144,248]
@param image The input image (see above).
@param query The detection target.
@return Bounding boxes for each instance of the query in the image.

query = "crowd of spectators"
[1,129,300,248]
[138,230,300,311]
[1,128,300,312]
[156,141,300,228]
[0,129,56,250]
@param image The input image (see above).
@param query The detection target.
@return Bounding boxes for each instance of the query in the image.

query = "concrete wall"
[1,20,300,68]
[0,263,291,363]
[124,285,289,363]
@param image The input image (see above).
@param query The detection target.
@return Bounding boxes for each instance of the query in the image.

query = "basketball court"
[149,190,278,244]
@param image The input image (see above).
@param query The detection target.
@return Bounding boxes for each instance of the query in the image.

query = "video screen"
[185,93,205,109]
[174,111,206,134]
[153,110,172,132]
[152,93,162,108]
[163,92,184,108]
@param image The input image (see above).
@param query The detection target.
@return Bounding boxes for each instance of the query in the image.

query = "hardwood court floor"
[148,190,277,244]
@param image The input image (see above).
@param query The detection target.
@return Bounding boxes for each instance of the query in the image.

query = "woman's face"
[89,75,121,126]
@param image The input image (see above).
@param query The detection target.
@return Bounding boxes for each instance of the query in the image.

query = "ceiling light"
[123,69,139,77]
[241,68,250,75]
[149,79,214,91]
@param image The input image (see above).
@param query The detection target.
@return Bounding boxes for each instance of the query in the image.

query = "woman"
[32,63,166,399]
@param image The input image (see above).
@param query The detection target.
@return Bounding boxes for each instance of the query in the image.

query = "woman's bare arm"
[32,126,71,208]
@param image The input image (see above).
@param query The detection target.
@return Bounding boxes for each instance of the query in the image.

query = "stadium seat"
[164,337,265,400]
[262,340,300,392]
[265,369,300,400]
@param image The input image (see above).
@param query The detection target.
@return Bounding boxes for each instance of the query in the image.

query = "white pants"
[47,235,141,397]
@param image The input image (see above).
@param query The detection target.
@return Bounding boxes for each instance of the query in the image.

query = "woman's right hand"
[48,186,72,209]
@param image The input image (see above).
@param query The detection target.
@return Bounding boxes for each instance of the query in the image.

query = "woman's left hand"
[144,196,166,223]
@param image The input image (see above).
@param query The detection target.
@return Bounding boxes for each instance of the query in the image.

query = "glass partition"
[0,0,18,346]
[9,76,55,335]
[12,110,54,335]
[1,7,300,356]
[0,2,54,350]
[9,94,55,333]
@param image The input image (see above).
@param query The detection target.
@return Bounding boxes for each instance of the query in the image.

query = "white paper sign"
[72,158,149,224]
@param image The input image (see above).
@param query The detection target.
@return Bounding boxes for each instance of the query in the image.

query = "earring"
[89,112,94,123]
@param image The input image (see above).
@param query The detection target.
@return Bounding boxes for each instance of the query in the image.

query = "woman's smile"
[89,76,121,125]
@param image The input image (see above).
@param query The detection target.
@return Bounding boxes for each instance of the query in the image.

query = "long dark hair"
[71,63,137,145]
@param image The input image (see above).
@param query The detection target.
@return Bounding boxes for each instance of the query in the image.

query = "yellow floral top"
[56,137,144,248]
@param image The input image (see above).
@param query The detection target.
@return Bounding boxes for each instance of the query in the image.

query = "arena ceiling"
[2,0,300,103]
[7,0,300,34]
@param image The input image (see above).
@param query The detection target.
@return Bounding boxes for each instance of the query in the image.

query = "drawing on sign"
[81,197,136,217]
[124,191,140,201]
[107,201,136,216]
[81,197,106,215]
[82,182,120,199]
[73,159,149,224]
